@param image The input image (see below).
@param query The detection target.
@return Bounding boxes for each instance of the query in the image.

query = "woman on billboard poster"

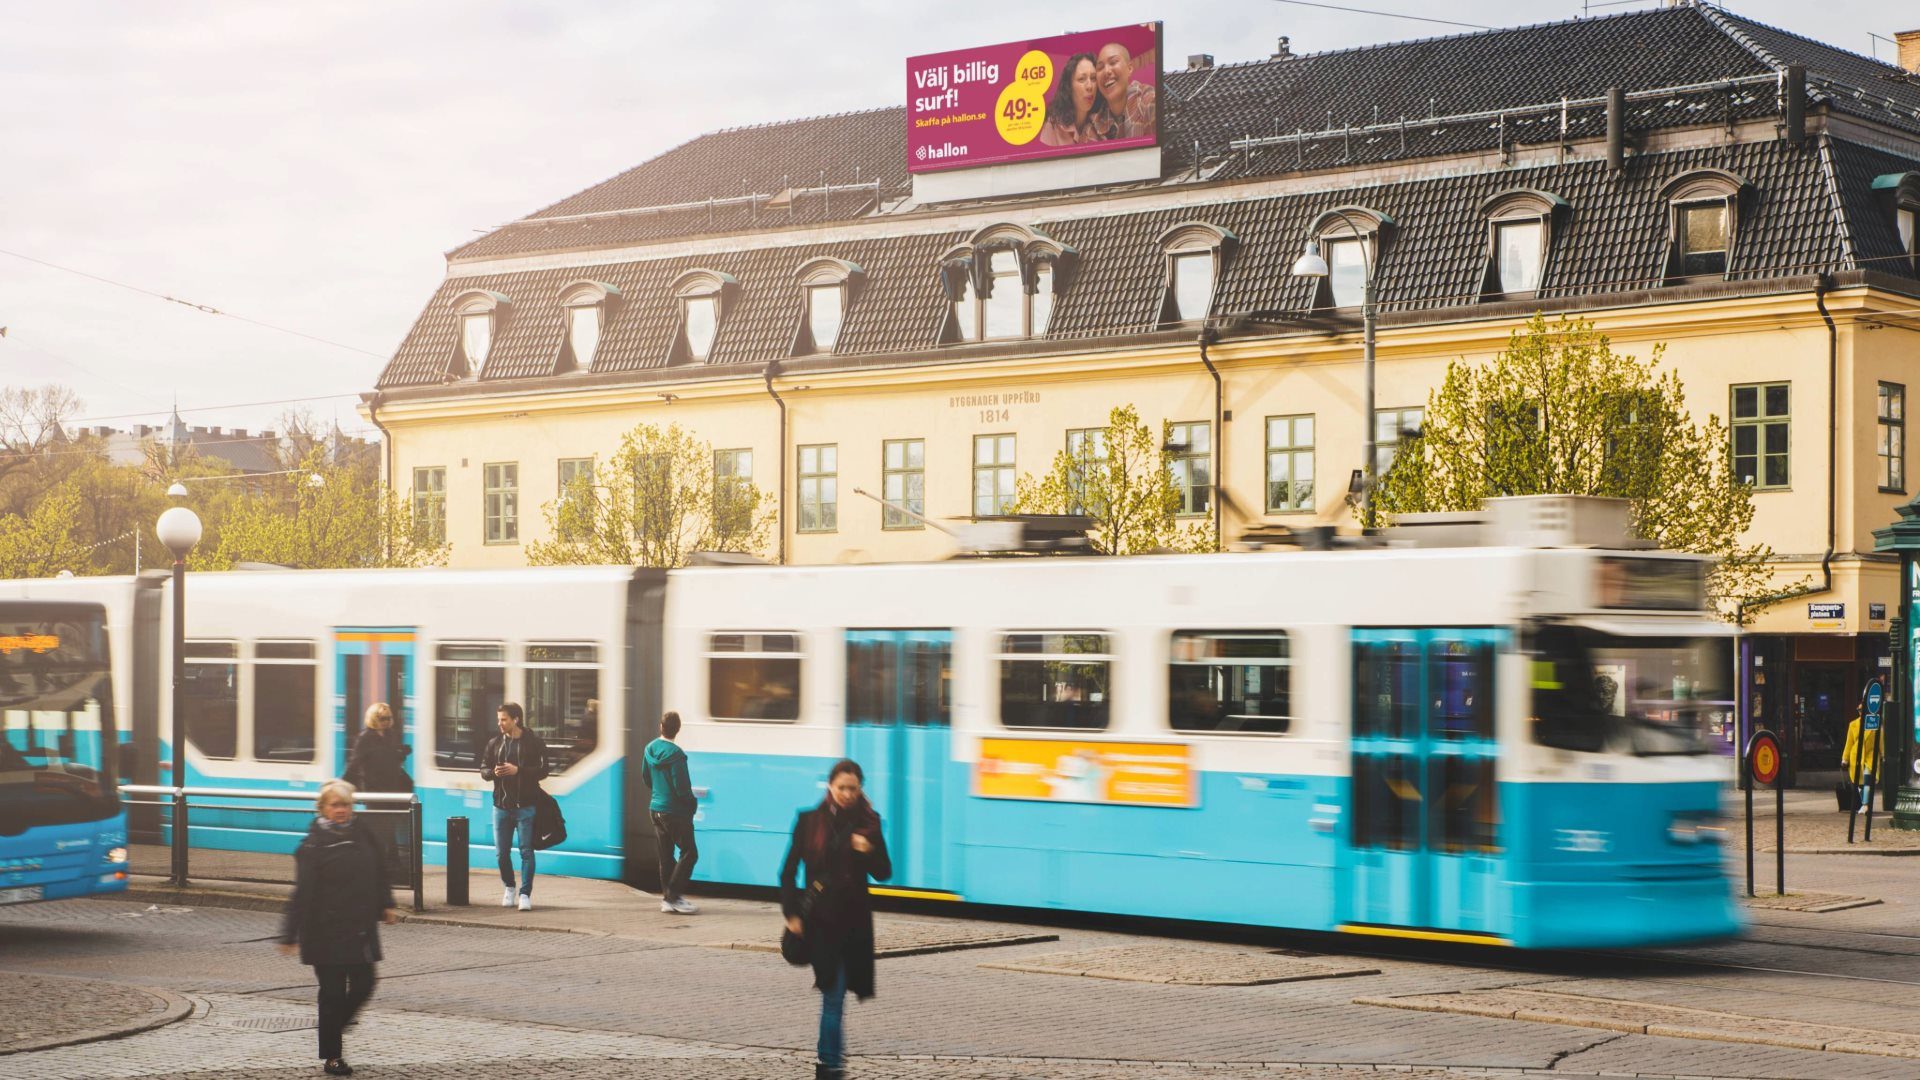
[1039,53,1115,147]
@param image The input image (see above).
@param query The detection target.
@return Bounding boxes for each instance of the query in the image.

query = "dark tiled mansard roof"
[378,6,1920,390]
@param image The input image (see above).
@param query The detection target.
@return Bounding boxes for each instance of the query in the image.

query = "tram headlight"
[1667,812,1724,845]
[104,846,129,864]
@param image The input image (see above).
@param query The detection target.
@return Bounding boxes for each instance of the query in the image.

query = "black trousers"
[314,963,376,1059]
[651,811,698,900]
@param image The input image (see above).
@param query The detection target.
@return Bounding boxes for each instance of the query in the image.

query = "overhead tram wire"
[0,247,388,359]
[1262,0,1492,31]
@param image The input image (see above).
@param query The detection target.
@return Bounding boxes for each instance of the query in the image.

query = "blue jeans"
[493,805,536,895]
[816,954,847,1069]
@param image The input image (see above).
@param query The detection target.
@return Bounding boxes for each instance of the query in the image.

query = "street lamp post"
[1873,495,1920,828]
[1291,216,1377,524]
[155,503,202,884]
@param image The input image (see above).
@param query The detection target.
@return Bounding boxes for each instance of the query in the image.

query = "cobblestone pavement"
[8,883,1920,1080]
[0,971,186,1053]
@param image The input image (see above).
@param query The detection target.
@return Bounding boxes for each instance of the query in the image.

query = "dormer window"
[670,270,737,364]
[1901,206,1917,263]
[1300,208,1389,312]
[1661,169,1744,282]
[1875,173,1920,274]
[447,290,508,379]
[938,226,1076,344]
[794,258,863,355]
[557,280,617,374]
[1157,222,1236,326]
[1325,238,1370,308]
[1479,189,1565,299]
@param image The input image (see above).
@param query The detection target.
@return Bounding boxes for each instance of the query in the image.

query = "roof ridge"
[1692,2,1784,72]
[1814,133,1860,271]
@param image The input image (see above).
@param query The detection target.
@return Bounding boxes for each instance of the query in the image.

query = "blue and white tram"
[8,515,1737,948]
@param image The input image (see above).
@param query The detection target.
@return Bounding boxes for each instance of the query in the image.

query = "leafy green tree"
[1372,314,1790,619]
[0,487,94,578]
[1009,404,1216,555]
[527,422,774,567]
[199,450,447,570]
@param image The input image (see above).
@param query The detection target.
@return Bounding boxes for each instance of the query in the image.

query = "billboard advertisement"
[973,737,1195,807]
[907,22,1160,173]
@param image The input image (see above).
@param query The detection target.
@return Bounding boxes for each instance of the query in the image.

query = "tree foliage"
[197,449,447,570]
[1009,404,1216,555]
[526,422,775,568]
[1371,315,1792,620]
[0,487,94,578]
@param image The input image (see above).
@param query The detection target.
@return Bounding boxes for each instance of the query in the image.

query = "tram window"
[1431,756,1498,854]
[1428,638,1493,741]
[999,633,1112,730]
[846,638,895,727]
[709,633,802,722]
[525,643,597,772]
[434,643,505,769]
[906,638,952,727]
[1352,755,1419,851]
[253,641,316,763]
[847,635,952,727]
[1353,638,1420,739]
[182,641,238,760]
[1168,631,1291,734]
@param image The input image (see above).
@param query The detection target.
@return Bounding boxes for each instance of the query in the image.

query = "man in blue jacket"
[644,711,699,914]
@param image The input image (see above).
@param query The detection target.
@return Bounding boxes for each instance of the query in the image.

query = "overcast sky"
[0,1,1905,437]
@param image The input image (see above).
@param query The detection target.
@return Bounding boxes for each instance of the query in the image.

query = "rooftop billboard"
[907,22,1161,174]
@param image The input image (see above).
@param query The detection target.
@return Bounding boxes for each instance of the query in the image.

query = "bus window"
[1353,755,1419,850]
[1,609,120,830]
[709,633,802,722]
[1430,756,1498,853]
[254,641,316,763]
[435,643,505,769]
[999,633,1112,731]
[183,641,239,760]
[525,643,597,772]
[1428,638,1493,741]
[1169,631,1291,734]
[1354,638,1419,740]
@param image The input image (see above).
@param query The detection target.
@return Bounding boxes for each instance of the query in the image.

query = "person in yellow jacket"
[1841,709,1884,787]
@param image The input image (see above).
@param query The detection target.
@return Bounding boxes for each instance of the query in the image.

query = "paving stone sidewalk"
[0,971,190,1054]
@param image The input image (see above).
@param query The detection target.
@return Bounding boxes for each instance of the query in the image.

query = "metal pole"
[1360,266,1378,526]
[409,797,424,913]
[1775,783,1785,895]
[1744,783,1754,897]
[169,558,187,887]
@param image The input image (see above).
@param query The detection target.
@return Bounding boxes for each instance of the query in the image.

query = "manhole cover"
[222,1016,315,1032]
[981,943,1379,985]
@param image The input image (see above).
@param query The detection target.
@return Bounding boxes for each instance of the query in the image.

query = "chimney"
[1271,36,1293,60]
[1186,53,1214,71]
[260,430,276,440]
[207,426,222,436]
[1898,29,1920,75]
[231,428,248,439]
[133,424,151,436]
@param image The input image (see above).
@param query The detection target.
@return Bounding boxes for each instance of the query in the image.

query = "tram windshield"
[1529,623,1731,755]
[0,608,120,831]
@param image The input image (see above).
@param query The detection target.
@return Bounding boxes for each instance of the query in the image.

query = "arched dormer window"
[448,289,509,379]
[556,280,618,374]
[1303,207,1391,311]
[1157,222,1236,326]
[794,258,864,355]
[1480,189,1567,299]
[669,269,737,363]
[1872,172,1920,273]
[1661,169,1745,281]
[938,224,1077,344]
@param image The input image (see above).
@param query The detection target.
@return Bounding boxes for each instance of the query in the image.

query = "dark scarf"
[805,795,879,862]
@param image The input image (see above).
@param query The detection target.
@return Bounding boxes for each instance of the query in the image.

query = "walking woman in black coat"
[278,779,398,1076]
[344,704,413,876]
[780,759,892,1080]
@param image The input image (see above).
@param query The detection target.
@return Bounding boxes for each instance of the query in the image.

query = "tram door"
[844,630,954,893]
[334,629,417,776]
[1348,628,1501,936]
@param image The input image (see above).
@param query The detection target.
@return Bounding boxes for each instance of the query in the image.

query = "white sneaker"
[517,894,532,912]
[659,899,676,913]
[671,897,698,915]
[501,887,515,908]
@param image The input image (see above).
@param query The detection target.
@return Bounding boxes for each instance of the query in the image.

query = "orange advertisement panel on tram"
[973,738,1195,807]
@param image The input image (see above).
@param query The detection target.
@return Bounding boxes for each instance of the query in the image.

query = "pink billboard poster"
[906,22,1161,174]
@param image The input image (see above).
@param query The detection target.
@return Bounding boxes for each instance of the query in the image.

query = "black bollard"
[447,816,469,906]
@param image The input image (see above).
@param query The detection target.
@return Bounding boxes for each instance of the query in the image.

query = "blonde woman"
[345,704,413,795]
[278,780,398,1076]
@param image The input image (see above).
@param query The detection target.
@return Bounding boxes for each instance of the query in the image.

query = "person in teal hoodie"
[644,711,699,914]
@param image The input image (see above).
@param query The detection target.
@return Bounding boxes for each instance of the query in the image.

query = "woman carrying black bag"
[344,704,413,879]
[780,759,891,1080]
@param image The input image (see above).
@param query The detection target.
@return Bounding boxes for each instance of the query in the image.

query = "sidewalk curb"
[0,977,193,1056]
[123,883,290,914]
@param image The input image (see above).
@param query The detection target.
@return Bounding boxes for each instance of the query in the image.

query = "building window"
[669,269,736,364]
[1492,220,1544,295]
[556,280,616,374]
[1265,415,1315,513]
[1660,170,1743,282]
[524,643,597,774]
[1326,237,1371,308]
[1166,421,1211,516]
[882,439,925,529]
[708,632,802,722]
[565,306,600,370]
[1881,382,1906,493]
[1170,252,1215,321]
[983,249,1023,339]
[973,434,1016,517]
[713,449,753,537]
[999,632,1112,730]
[1731,383,1789,489]
[797,444,838,533]
[806,284,843,353]
[1375,407,1424,477]
[434,643,505,770]
[1676,202,1729,277]
[182,641,238,760]
[447,289,508,379]
[949,274,981,343]
[460,313,492,370]
[484,462,519,544]
[1157,222,1234,327]
[557,457,596,540]
[1169,631,1291,734]
[253,641,316,763]
[1031,263,1055,335]
[1478,189,1564,300]
[1065,428,1108,516]
[1900,207,1917,266]
[412,467,446,544]
[683,296,719,361]
[940,230,1073,344]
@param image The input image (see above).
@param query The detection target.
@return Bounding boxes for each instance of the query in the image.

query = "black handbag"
[1835,779,1861,812]
[532,789,567,850]
[780,927,810,966]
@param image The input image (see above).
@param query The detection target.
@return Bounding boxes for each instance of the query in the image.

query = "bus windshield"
[1,608,120,831]
[1529,623,1731,755]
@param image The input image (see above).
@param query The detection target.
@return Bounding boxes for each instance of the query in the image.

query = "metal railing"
[119,785,424,913]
